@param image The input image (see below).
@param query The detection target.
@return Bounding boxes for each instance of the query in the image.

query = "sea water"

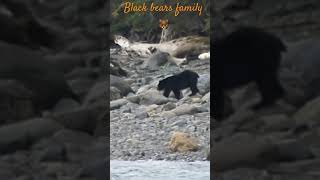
[111,160,210,180]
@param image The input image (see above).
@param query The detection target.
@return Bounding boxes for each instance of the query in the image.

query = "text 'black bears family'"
[158,70,199,99]
[212,27,287,120]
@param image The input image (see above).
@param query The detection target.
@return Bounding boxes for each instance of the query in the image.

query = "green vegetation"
[111,0,210,41]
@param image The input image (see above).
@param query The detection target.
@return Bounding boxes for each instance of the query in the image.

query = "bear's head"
[157,79,167,90]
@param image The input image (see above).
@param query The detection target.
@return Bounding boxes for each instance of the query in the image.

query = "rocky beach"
[213,0,320,179]
[110,36,211,161]
[0,0,108,179]
[0,0,319,180]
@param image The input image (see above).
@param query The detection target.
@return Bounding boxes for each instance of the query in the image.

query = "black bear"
[212,27,287,120]
[158,70,199,99]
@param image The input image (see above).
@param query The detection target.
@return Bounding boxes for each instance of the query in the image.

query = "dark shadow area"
[211,0,320,179]
[0,0,109,179]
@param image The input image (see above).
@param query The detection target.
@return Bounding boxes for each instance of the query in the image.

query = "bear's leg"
[253,74,284,109]
[173,89,182,99]
[163,88,171,98]
[189,78,199,96]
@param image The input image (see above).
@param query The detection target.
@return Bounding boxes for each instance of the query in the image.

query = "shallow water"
[111,160,210,180]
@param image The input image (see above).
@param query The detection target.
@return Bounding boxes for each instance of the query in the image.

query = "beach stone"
[110,75,134,97]
[169,132,199,153]
[294,96,320,127]
[213,133,274,171]
[52,98,80,114]
[171,104,199,116]
[197,74,210,95]
[139,90,170,105]
[110,99,129,110]
[110,87,122,101]
[0,118,63,153]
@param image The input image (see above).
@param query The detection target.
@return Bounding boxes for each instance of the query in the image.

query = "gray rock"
[0,118,63,153]
[269,139,314,161]
[110,99,129,110]
[142,51,172,70]
[110,60,127,77]
[110,75,134,96]
[52,98,80,114]
[213,133,274,171]
[172,40,209,58]
[135,111,149,119]
[282,39,320,102]
[52,104,105,134]
[53,129,94,146]
[139,90,170,105]
[162,102,176,111]
[83,80,106,106]
[294,96,320,127]
[197,74,210,95]
[202,92,210,103]
[259,114,294,132]
[32,139,66,162]
[68,78,95,98]
[126,95,140,104]
[110,87,122,101]
[171,104,200,116]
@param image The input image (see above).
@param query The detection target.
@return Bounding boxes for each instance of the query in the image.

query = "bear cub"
[158,70,199,99]
[212,27,287,120]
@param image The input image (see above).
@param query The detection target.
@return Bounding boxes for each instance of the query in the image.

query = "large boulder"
[0,118,63,154]
[169,132,199,152]
[294,96,320,127]
[213,133,274,171]
[52,104,105,134]
[110,75,134,97]
[197,74,210,95]
[138,90,171,105]
[142,50,173,70]
[281,39,320,103]
[110,60,127,77]
[172,42,209,58]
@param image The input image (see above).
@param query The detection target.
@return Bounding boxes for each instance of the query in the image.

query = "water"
[111,160,210,180]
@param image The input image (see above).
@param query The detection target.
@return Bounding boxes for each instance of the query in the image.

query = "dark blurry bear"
[212,27,286,120]
[158,70,199,99]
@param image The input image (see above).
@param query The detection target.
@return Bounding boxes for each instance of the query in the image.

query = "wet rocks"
[110,42,210,162]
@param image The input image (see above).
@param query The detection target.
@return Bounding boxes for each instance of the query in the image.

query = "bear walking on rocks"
[212,27,287,120]
[158,70,199,99]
